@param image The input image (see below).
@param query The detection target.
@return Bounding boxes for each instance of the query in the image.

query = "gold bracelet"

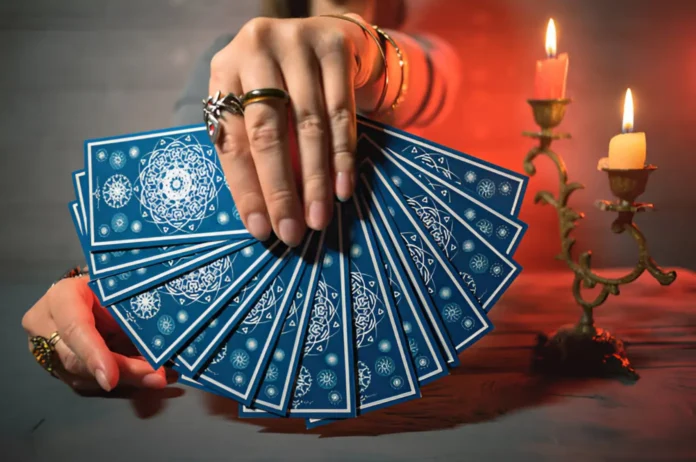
[321,14,389,116]
[372,26,407,115]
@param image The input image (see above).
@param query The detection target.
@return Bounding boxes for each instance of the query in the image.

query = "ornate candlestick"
[522,99,677,380]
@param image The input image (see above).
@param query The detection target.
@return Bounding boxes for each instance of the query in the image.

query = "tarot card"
[367,140,528,256]
[361,154,520,312]
[244,229,326,415]
[342,196,421,412]
[359,169,493,351]
[193,233,319,405]
[73,170,230,278]
[105,239,282,369]
[89,239,252,305]
[173,246,293,374]
[357,116,527,217]
[287,203,357,419]
[84,125,251,250]
[356,191,451,383]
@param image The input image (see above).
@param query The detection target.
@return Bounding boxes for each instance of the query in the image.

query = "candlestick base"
[531,325,639,382]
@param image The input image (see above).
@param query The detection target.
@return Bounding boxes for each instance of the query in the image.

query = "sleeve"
[172,34,235,126]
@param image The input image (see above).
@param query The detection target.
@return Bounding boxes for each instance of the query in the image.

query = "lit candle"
[607,89,646,169]
[533,19,569,99]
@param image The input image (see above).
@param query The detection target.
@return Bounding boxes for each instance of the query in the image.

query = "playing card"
[287,203,357,419]
[366,140,528,256]
[89,239,252,305]
[73,170,229,279]
[173,245,294,374]
[243,230,326,415]
[192,233,319,405]
[105,239,282,369]
[356,191,452,382]
[357,116,527,217]
[361,154,520,312]
[85,125,251,250]
[359,169,494,351]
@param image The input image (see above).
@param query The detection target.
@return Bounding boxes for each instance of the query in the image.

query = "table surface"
[3,268,695,462]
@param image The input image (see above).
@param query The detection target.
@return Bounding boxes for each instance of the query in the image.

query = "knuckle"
[241,17,273,44]
[61,318,81,344]
[333,149,355,172]
[248,122,283,156]
[62,351,83,375]
[328,106,353,130]
[281,22,305,44]
[21,308,37,333]
[321,29,350,56]
[266,188,296,211]
[296,112,325,139]
[303,172,330,199]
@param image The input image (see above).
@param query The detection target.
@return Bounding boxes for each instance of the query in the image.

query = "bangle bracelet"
[321,14,389,116]
[371,26,407,115]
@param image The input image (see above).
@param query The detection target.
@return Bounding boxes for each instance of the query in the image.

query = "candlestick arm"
[522,138,677,316]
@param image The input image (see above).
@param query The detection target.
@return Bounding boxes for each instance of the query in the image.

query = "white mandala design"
[317,369,338,389]
[265,385,278,398]
[402,232,436,287]
[351,266,383,349]
[464,208,476,221]
[265,363,279,382]
[406,195,458,259]
[232,372,246,386]
[242,277,283,334]
[464,171,477,183]
[164,256,231,305]
[134,136,225,235]
[357,361,371,393]
[151,335,164,350]
[294,366,312,398]
[109,151,126,170]
[463,240,475,252]
[102,174,132,209]
[469,254,489,274]
[462,317,475,329]
[499,181,512,196]
[157,315,175,335]
[375,356,395,376]
[416,356,430,369]
[476,219,494,236]
[476,179,496,199]
[230,349,250,369]
[390,376,404,390]
[130,290,161,320]
[111,213,129,233]
[408,337,419,356]
[328,391,343,405]
[443,303,462,323]
[490,263,504,277]
[303,278,339,356]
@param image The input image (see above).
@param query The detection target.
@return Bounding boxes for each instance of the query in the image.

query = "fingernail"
[278,218,303,247]
[307,201,328,231]
[246,212,271,241]
[142,373,167,389]
[95,369,112,392]
[336,171,354,202]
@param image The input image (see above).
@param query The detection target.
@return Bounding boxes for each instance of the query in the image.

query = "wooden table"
[4,269,695,461]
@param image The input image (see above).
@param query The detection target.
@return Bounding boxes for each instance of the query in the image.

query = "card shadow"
[76,385,186,420]
[198,344,604,437]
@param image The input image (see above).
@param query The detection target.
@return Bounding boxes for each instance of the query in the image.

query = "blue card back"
[85,125,251,250]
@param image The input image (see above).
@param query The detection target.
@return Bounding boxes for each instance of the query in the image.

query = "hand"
[22,277,174,392]
[210,14,383,247]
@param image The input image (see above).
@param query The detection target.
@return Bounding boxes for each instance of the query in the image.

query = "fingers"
[48,278,119,391]
[209,65,272,242]
[312,26,358,202]
[113,354,170,389]
[278,38,334,231]
[241,54,305,247]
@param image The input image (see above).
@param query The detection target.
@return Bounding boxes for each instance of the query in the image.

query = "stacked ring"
[30,333,59,376]
[240,88,290,109]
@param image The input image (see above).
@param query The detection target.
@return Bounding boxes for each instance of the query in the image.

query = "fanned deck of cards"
[69,115,528,427]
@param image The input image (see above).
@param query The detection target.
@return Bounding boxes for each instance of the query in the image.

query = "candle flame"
[622,88,634,133]
[545,19,557,58]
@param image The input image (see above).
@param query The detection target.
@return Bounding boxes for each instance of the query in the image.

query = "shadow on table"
[200,347,603,437]
[76,386,186,419]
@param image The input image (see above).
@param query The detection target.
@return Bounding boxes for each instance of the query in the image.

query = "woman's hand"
[210,14,383,247]
[22,277,173,392]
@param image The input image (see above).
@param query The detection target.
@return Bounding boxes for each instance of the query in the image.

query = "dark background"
[1,1,694,461]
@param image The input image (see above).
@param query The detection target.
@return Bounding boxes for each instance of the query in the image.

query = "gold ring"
[48,331,62,348]
[30,335,58,376]
[240,88,290,109]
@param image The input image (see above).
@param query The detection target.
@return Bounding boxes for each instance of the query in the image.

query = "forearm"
[353,25,459,129]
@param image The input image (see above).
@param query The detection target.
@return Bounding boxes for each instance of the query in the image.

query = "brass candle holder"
[522,99,677,381]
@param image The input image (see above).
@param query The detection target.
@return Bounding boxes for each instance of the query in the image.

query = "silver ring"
[203,91,244,143]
